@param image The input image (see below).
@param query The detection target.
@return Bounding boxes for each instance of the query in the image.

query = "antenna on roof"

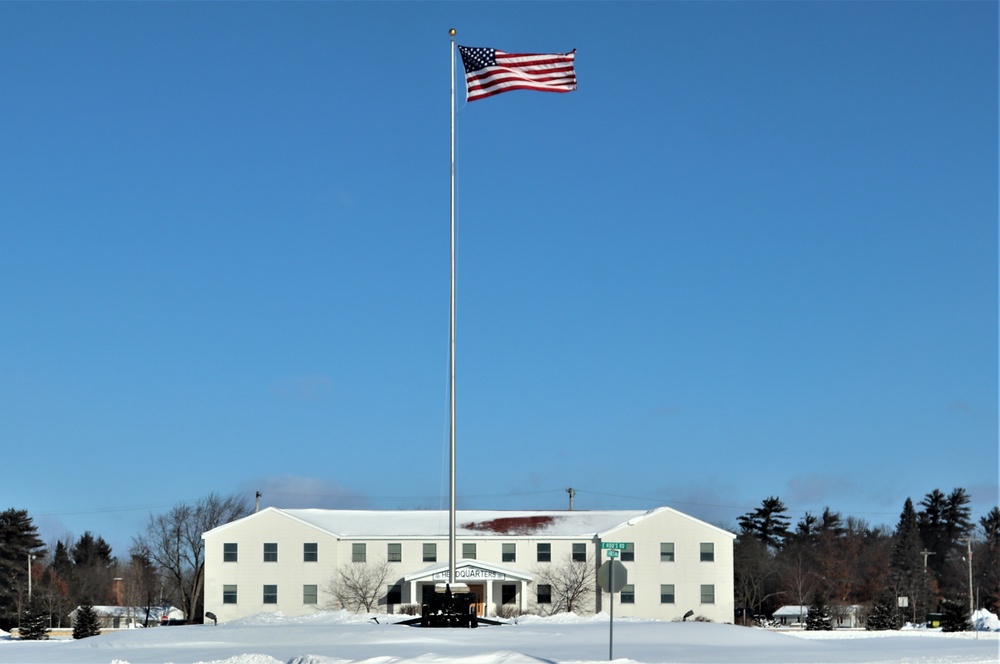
[566,487,575,511]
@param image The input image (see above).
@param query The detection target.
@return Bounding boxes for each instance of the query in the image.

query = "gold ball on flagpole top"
[449,28,456,36]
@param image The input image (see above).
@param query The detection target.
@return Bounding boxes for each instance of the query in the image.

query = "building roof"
[280,508,651,538]
[773,604,861,617]
[69,605,182,619]
[203,506,736,540]
[203,505,733,540]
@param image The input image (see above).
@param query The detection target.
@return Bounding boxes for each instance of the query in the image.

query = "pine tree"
[865,592,898,631]
[0,509,46,630]
[19,598,50,640]
[977,507,1000,614]
[805,591,834,631]
[72,603,102,639]
[918,488,974,597]
[737,497,792,551]
[890,498,930,623]
[939,597,971,632]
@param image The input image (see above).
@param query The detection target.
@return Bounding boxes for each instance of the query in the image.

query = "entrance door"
[467,583,485,616]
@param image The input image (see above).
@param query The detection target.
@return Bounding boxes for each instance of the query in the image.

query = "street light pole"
[965,538,974,616]
[27,553,35,602]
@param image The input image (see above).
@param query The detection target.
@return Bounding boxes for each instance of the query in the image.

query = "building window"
[660,584,675,604]
[223,585,237,604]
[263,543,278,562]
[423,543,437,562]
[387,584,402,605]
[700,542,715,562]
[701,584,715,604]
[537,543,551,563]
[537,584,552,604]
[621,542,634,562]
[263,585,277,604]
[572,543,586,562]
[501,584,517,605]
[388,543,402,562]
[502,543,516,562]
[303,585,318,605]
[223,543,238,562]
[462,543,476,560]
[352,543,366,563]
[660,542,674,562]
[304,543,318,562]
[621,584,635,604]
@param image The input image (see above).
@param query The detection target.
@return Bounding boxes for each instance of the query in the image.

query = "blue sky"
[1,2,996,556]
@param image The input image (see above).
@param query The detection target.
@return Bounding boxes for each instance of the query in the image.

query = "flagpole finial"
[449,28,456,37]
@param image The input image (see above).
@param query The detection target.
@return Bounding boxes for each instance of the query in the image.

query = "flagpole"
[448,27,457,586]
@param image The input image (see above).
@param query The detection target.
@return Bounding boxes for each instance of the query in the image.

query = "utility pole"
[964,538,974,616]
[27,553,34,602]
[566,487,575,511]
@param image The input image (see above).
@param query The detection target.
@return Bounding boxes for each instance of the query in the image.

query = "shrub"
[72,604,102,640]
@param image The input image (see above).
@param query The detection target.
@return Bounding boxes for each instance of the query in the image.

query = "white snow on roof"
[69,605,181,619]
[278,508,657,538]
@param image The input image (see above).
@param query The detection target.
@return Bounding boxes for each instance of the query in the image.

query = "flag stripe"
[459,46,576,102]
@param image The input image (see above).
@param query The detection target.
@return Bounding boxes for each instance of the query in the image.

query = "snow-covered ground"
[1,610,997,664]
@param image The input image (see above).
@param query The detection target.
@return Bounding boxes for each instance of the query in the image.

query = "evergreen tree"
[19,598,50,640]
[939,597,971,632]
[70,532,115,605]
[0,509,46,630]
[52,541,73,582]
[805,591,834,631]
[71,532,114,567]
[918,488,974,597]
[72,603,102,639]
[890,498,931,623]
[737,497,792,551]
[975,507,1000,614]
[865,592,899,631]
[791,512,819,546]
[819,507,846,537]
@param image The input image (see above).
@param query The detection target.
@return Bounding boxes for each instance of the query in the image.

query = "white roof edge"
[202,507,344,540]
[598,506,736,540]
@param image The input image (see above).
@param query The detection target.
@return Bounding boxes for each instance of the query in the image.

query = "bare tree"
[324,559,392,612]
[120,549,162,627]
[533,553,595,615]
[133,493,250,623]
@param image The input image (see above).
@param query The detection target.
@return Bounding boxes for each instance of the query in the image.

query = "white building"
[202,506,734,624]
[772,604,863,628]
[68,605,184,629]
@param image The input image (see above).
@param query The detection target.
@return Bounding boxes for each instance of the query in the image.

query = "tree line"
[1,488,997,633]
[0,493,250,633]
[734,487,1000,628]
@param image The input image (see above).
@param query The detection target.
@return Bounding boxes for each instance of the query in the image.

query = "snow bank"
[2,610,997,664]
[972,608,1000,631]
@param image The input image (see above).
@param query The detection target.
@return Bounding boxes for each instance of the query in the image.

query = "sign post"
[598,543,628,660]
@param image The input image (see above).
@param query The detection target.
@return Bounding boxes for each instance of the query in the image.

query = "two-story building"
[202,506,734,623]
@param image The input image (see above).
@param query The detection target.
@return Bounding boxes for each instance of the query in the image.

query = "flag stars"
[459,46,496,73]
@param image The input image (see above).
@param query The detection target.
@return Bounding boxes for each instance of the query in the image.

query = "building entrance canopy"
[404,559,533,584]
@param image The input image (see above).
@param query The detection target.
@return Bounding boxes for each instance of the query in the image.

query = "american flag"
[458,46,576,102]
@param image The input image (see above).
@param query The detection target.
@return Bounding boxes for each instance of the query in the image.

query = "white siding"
[203,507,735,624]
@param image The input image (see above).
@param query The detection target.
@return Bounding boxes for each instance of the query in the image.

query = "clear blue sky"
[1,2,996,556]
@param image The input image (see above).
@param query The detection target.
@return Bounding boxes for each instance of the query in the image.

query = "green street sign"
[606,550,619,558]
[601,542,627,550]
